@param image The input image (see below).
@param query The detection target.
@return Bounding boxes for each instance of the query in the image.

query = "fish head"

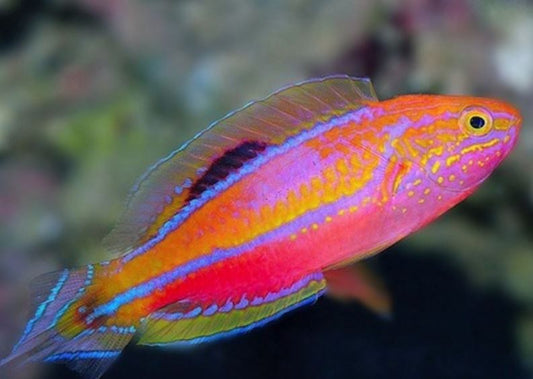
[393,95,522,192]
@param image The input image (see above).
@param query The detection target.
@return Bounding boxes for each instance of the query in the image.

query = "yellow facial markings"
[421,145,445,166]
[449,174,456,182]
[494,119,510,131]
[325,216,332,222]
[437,177,444,184]
[413,179,422,186]
[311,223,318,230]
[404,141,420,159]
[460,138,500,155]
[431,161,441,174]
[392,139,408,158]
[408,191,414,197]
[414,138,436,149]
[423,188,431,195]
[418,198,425,204]
[414,139,428,148]
[446,155,460,167]
[378,140,386,154]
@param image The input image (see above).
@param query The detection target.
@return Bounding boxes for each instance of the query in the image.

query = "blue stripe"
[234,296,249,310]
[203,304,218,316]
[110,325,136,334]
[52,265,94,328]
[184,307,202,318]
[44,350,121,362]
[13,270,70,352]
[219,300,233,313]
[83,265,94,286]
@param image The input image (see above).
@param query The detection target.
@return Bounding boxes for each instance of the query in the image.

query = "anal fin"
[138,272,326,346]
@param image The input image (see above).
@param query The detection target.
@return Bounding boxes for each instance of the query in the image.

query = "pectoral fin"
[324,263,392,318]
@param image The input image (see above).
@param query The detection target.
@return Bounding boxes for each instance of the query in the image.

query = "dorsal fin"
[103,76,378,255]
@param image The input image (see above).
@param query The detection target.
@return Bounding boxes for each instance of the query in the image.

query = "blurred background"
[0,0,531,378]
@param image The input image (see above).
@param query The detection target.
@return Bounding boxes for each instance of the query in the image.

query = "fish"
[0,76,522,378]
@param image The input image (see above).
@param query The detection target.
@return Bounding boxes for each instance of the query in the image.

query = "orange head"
[382,94,522,191]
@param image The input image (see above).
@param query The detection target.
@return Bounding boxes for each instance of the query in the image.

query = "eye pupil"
[469,116,485,129]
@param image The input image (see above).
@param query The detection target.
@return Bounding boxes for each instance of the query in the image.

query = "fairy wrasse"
[1,76,522,378]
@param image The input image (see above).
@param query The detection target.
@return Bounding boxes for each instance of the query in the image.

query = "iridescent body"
[1,77,521,378]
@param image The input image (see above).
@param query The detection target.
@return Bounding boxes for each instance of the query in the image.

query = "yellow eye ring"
[459,106,493,136]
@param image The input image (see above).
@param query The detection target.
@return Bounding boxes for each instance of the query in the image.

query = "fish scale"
[0,76,521,379]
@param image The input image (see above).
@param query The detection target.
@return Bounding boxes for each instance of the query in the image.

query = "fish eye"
[459,106,493,136]
[469,116,485,129]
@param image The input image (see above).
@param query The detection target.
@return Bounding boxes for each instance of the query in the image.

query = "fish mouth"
[509,117,522,147]
[499,118,521,159]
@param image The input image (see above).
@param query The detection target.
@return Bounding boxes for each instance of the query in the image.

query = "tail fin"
[0,265,135,379]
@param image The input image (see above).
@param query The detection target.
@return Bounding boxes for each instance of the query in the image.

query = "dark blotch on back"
[187,140,268,201]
